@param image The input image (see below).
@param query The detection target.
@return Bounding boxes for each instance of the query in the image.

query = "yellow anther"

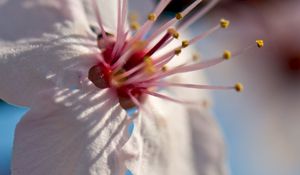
[234,83,244,92]
[220,19,230,28]
[175,13,183,20]
[144,57,156,74]
[202,100,210,108]
[129,12,139,22]
[111,69,127,83]
[148,13,157,21]
[192,53,200,61]
[130,21,140,30]
[162,66,168,72]
[132,40,148,51]
[256,40,264,48]
[168,28,179,39]
[223,50,232,60]
[175,48,182,55]
[182,40,189,48]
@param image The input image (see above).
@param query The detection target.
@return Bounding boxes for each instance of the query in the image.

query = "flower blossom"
[0,0,262,175]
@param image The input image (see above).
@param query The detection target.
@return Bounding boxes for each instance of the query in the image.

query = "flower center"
[89,40,152,109]
[88,0,263,110]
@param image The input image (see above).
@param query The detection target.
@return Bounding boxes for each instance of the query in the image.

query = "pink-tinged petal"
[0,26,99,107]
[123,95,228,175]
[12,85,131,175]
[0,0,92,40]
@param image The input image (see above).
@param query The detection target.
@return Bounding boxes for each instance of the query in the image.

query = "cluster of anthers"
[88,0,264,110]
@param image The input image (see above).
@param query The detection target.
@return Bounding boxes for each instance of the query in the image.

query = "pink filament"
[126,57,224,85]
[140,81,234,91]
[147,0,203,42]
[90,0,248,110]
[92,0,108,42]
[152,58,224,80]
[189,24,220,44]
[112,0,124,56]
[146,33,171,57]
[112,47,135,70]
[142,90,197,105]
[122,0,171,54]
[178,0,220,31]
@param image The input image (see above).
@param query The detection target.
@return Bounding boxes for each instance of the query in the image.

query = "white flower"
[0,0,250,174]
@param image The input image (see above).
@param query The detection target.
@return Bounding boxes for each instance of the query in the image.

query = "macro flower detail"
[0,0,263,175]
[87,0,262,110]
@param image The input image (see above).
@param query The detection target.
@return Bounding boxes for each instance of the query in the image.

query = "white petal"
[84,0,119,34]
[0,0,91,40]
[122,30,227,174]
[123,96,228,175]
[0,26,98,107]
[12,85,131,175]
[185,107,229,175]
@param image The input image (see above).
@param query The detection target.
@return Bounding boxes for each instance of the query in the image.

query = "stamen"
[146,0,202,42]
[121,0,128,35]
[139,81,236,91]
[131,21,141,30]
[129,12,139,22]
[124,56,221,86]
[112,0,127,56]
[92,0,108,42]
[168,28,179,39]
[146,33,171,57]
[97,32,114,49]
[123,0,171,53]
[178,0,219,31]
[88,0,261,111]
[234,83,244,92]
[112,41,148,70]
[153,48,181,68]
[124,39,260,86]
[118,91,138,111]
[175,48,182,55]
[150,21,225,69]
[143,57,156,75]
[182,40,189,48]
[129,11,140,31]
[220,19,230,29]
[142,90,197,105]
[149,57,225,82]
[127,92,141,111]
[256,40,264,48]
[176,13,183,20]
[111,48,134,70]
[150,46,181,70]
[223,50,231,60]
[189,22,223,45]
[193,53,200,61]
[148,13,157,21]
[118,62,145,79]
[162,66,168,72]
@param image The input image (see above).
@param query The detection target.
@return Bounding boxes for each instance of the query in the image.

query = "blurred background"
[0,100,27,175]
[1,0,300,175]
